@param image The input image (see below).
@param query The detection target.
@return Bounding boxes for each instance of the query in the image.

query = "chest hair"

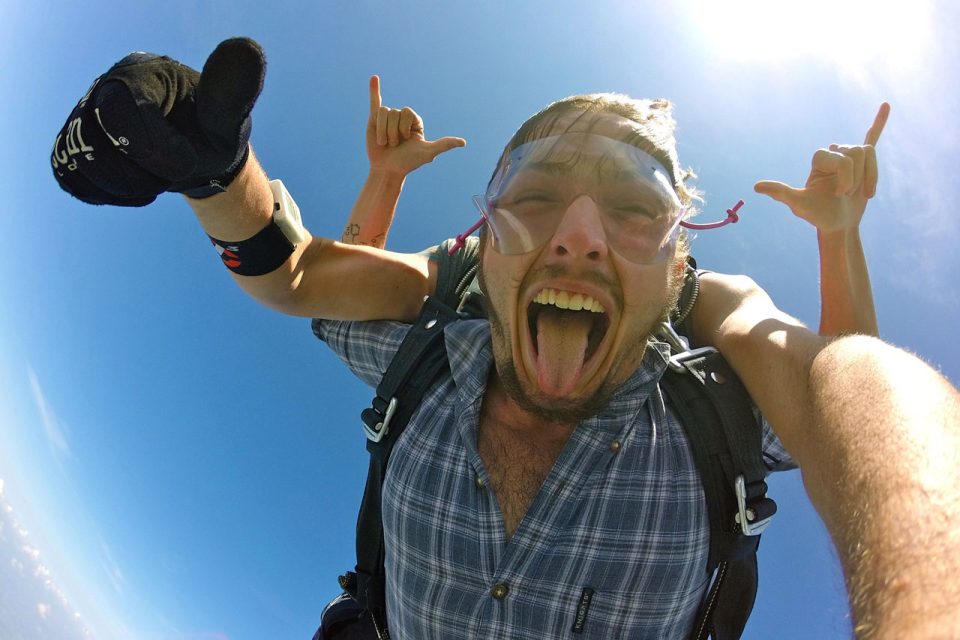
[478,416,570,540]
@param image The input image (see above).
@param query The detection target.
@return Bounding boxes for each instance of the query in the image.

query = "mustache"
[523,264,624,310]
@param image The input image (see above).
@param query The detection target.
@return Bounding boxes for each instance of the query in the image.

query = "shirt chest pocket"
[560,577,708,639]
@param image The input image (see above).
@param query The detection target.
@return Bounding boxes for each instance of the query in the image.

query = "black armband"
[208,179,305,276]
[209,219,293,276]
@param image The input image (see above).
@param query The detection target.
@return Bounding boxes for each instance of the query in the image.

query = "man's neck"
[482,372,578,444]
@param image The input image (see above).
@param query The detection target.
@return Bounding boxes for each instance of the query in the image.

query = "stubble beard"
[481,269,684,425]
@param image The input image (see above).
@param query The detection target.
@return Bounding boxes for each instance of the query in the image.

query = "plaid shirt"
[314,317,794,639]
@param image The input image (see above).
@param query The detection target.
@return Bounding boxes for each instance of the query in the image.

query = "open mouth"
[527,288,610,363]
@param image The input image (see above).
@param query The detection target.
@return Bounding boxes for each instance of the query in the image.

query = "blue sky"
[1,1,958,638]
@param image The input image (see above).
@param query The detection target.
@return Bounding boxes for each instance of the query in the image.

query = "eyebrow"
[516,161,679,210]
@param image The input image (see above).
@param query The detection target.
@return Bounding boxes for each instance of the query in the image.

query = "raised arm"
[691,105,892,403]
[342,75,465,248]
[754,103,889,337]
[52,39,435,323]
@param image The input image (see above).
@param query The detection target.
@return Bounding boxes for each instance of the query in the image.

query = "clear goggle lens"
[475,134,686,265]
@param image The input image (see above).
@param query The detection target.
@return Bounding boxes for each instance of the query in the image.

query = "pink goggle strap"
[680,199,744,230]
[447,216,486,256]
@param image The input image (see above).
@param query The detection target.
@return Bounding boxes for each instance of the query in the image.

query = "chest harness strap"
[659,321,777,640]
[318,296,460,640]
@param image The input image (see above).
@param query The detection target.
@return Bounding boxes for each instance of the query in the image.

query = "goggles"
[479,134,685,264]
[449,134,744,258]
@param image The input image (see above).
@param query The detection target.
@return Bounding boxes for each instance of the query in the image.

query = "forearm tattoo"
[342,223,361,244]
[342,223,385,248]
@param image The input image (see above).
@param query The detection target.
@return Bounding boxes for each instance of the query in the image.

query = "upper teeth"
[533,288,606,313]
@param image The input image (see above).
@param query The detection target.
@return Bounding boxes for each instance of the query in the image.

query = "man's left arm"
[755,103,890,337]
[692,103,893,418]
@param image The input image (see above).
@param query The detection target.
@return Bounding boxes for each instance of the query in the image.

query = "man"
[52,39,959,638]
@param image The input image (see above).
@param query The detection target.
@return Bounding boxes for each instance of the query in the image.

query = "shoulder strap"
[660,344,776,640]
[339,296,461,639]
[653,260,777,640]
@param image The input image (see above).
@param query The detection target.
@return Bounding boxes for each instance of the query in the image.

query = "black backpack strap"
[660,346,777,640]
[337,296,460,639]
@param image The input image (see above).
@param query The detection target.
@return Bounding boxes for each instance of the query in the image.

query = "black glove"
[51,37,266,206]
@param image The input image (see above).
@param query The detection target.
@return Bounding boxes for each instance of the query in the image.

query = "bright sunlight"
[685,0,932,70]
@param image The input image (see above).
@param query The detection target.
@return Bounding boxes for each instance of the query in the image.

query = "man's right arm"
[52,40,437,324]
[186,149,436,322]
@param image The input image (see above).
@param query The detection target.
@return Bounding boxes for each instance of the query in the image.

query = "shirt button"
[475,475,485,488]
[609,440,622,453]
[491,583,509,599]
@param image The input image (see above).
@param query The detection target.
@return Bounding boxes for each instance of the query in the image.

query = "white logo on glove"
[51,117,94,173]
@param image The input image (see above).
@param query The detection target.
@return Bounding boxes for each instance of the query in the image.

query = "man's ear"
[666,253,689,299]
[672,256,687,280]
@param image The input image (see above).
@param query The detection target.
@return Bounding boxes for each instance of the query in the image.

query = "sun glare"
[688,0,932,69]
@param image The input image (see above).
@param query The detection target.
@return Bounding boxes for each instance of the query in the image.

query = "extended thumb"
[429,136,467,158]
[754,180,801,206]
[196,38,266,143]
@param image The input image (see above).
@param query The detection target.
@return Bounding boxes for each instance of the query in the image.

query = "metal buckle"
[657,321,720,373]
[363,397,397,443]
[658,320,689,369]
[668,346,721,374]
[734,474,774,536]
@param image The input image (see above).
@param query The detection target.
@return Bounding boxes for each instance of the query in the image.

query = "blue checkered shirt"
[314,315,794,640]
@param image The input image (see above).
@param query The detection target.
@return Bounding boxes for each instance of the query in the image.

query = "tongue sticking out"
[535,307,595,396]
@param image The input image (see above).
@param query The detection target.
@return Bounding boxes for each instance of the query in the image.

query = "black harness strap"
[661,347,776,640]
[338,297,461,639]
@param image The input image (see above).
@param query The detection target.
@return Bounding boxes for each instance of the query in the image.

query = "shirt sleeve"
[311,318,412,389]
[759,412,798,472]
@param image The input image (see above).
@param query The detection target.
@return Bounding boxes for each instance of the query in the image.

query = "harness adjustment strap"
[362,296,461,453]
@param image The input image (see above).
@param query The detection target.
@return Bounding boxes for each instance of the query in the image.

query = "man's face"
[480,110,685,423]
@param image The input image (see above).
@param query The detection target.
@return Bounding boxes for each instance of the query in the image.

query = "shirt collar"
[444,319,495,398]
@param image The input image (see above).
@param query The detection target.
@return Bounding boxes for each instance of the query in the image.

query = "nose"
[548,195,608,262]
